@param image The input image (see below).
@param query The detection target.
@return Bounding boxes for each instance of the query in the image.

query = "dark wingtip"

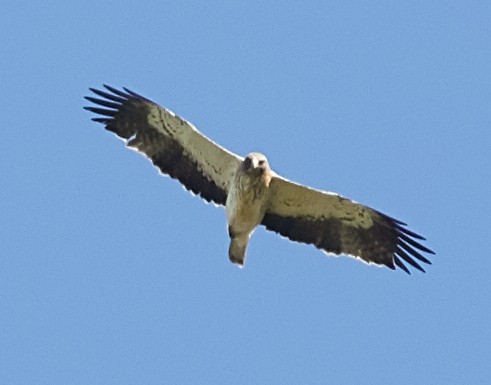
[103,84,130,98]
[397,225,426,241]
[91,117,109,123]
[386,262,396,270]
[393,256,411,274]
[123,87,141,97]
[84,96,121,109]
[83,106,116,117]
[397,247,426,273]
[377,211,407,226]
[379,211,435,273]
[88,86,127,103]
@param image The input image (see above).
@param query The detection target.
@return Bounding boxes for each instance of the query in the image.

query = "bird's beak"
[243,156,252,170]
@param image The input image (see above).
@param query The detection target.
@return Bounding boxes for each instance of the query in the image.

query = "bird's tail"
[228,236,248,267]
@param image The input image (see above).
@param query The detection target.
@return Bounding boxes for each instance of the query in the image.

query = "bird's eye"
[258,160,265,166]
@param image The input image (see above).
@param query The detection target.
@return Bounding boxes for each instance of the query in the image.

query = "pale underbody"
[225,153,271,266]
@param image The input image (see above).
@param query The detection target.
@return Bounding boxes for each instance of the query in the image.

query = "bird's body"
[84,85,435,274]
[226,153,272,265]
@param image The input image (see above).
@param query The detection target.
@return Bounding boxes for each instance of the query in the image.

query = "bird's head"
[242,152,270,176]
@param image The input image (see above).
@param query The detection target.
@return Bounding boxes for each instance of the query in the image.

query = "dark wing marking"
[262,176,434,273]
[84,85,242,205]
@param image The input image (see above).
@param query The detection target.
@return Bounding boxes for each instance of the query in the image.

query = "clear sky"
[1,1,490,384]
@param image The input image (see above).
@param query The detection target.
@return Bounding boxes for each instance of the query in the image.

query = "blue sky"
[1,1,490,384]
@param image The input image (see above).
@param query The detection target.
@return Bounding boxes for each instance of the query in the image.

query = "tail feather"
[229,237,248,267]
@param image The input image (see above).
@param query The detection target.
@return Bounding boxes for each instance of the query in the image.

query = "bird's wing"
[262,175,434,273]
[84,85,242,205]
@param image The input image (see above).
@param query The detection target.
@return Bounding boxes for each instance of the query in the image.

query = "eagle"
[84,85,434,274]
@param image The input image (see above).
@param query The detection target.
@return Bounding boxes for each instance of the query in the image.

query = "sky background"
[1,1,490,384]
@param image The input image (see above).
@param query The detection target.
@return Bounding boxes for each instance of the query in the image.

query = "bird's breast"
[226,172,269,233]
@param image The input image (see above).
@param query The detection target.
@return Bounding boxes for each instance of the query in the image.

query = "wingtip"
[394,256,411,274]
[103,84,124,95]
[122,86,136,95]
[91,117,109,123]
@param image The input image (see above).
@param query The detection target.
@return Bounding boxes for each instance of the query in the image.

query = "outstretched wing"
[84,85,242,205]
[262,175,434,273]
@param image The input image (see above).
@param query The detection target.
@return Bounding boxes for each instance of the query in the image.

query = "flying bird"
[84,85,434,274]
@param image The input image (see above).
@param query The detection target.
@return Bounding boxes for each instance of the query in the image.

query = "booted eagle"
[84,85,434,274]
